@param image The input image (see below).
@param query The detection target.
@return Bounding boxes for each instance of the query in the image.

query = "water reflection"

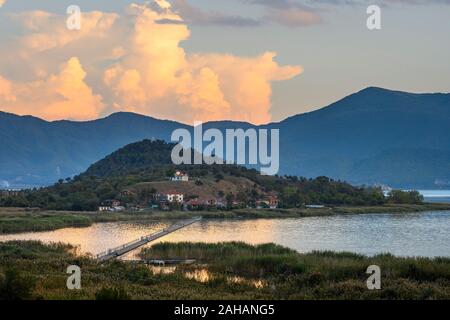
[0,211,449,257]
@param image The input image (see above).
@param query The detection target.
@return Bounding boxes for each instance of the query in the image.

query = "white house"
[171,171,189,182]
[98,205,125,212]
[167,193,184,202]
[98,199,124,212]
[154,192,184,203]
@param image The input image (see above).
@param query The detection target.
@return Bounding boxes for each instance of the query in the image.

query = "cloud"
[0,57,105,121]
[266,7,322,27]
[103,2,302,124]
[300,0,450,5]
[167,0,261,27]
[186,52,302,123]
[240,0,322,27]
[0,76,15,102]
[155,0,172,10]
[10,10,118,55]
[156,0,320,28]
[0,1,302,124]
[239,0,450,27]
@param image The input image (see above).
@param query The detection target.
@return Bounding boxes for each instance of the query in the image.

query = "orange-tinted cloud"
[103,2,302,124]
[186,52,302,124]
[0,57,105,120]
[0,1,302,124]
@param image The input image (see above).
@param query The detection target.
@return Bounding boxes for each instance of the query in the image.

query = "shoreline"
[1,203,450,235]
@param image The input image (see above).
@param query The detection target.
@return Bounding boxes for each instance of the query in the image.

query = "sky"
[0,0,449,124]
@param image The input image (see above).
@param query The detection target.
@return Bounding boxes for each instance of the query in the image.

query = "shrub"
[0,269,35,300]
[388,190,423,204]
[95,286,131,300]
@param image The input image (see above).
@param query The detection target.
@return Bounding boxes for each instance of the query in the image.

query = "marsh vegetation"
[0,241,448,300]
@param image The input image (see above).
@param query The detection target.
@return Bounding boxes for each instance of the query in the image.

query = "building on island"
[171,171,189,182]
[256,194,279,209]
[154,192,184,203]
[305,205,325,209]
[184,197,226,210]
[98,199,124,212]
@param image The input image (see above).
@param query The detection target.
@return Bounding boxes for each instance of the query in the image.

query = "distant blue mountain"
[1,87,449,189]
[0,112,188,188]
[272,87,450,188]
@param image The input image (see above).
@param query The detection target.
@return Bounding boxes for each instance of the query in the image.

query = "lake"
[419,190,450,203]
[1,211,449,258]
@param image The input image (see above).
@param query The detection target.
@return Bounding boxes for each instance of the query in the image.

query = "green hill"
[82,139,175,178]
[0,139,390,211]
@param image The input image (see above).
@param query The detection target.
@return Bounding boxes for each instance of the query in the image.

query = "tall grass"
[1,241,449,300]
[141,242,450,296]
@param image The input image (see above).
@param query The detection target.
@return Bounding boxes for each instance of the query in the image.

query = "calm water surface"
[419,190,450,203]
[0,211,449,258]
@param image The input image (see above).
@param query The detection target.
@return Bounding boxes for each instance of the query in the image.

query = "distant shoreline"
[1,203,450,235]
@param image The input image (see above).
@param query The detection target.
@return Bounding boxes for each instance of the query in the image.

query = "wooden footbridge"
[96,217,202,262]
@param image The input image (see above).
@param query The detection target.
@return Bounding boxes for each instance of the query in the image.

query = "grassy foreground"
[1,203,450,234]
[0,241,449,300]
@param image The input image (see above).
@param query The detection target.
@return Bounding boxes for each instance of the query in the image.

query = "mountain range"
[1,87,449,189]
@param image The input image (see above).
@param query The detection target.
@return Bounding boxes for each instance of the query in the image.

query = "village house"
[98,199,124,212]
[154,192,184,203]
[257,194,280,209]
[184,198,204,210]
[267,195,279,209]
[171,171,189,182]
[184,197,225,210]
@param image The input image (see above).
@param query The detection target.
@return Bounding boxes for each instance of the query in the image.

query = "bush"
[95,286,131,300]
[388,190,423,204]
[0,269,35,300]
